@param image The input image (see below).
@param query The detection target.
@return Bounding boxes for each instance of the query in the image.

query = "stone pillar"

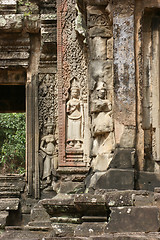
[57,0,90,170]
[86,2,115,172]
[113,0,136,162]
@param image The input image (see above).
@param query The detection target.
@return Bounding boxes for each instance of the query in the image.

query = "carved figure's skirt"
[67,117,81,140]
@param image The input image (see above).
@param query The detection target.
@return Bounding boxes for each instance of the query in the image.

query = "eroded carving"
[39,118,57,189]
[91,81,114,171]
[38,73,56,132]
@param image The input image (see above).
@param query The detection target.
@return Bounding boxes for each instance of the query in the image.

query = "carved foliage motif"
[61,0,87,100]
[38,73,57,131]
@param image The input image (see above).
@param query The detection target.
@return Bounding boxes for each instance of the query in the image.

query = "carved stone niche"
[57,0,90,172]
[58,77,90,169]
[66,78,85,164]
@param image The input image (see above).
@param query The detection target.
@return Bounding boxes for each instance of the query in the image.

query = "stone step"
[0,198,19,211]
[0,191,20,198]
[0,175,25,198]
[105,206,160,233]
[0,229,47,240]
[0,211,9,229]
[0,174,25,192]
[38,233,160,240]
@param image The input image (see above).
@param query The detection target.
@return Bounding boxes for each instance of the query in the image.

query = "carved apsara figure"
[39,119,56,187]
[91,81,114,170]
[66,79,83,149]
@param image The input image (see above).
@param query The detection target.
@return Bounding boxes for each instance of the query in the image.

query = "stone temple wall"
[1,0,160,199]
[1,0,160,239]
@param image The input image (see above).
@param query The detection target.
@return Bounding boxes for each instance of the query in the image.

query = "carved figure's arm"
[80,101,84,138]
[67,101,70,113]
[40,139,47,154]
[107,100,112,111]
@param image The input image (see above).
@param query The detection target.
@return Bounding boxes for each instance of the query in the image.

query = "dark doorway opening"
[0,85,25,113]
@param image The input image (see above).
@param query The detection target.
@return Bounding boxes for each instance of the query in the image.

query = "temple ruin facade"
[1,0,160,239]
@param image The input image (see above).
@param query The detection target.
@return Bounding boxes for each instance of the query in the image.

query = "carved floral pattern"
[38,73,57,131]
[61,0,87,100]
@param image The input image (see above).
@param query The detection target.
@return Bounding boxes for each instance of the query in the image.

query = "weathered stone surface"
[51,223,75,237]
[21,198,38,214]
[88,169,134,192]
[30,202,50,222]
[91,233,160,239]
[89,26,112,37]
[0,211,8,229]
[108,149,135,169]
[41,194,76,216]
[0,14,23,31]
[133,192,154,206]
[107,38,113,59]
[74,194,107,215]
[21,214,30,226]
[137,171,160,191]
[59,182,84,194]
[75,222,106,237]
[0,198,19,211]
[85,0,109,5]
[0,0,16,14]
[113,0,136,154]
[18,3,39,15]
[105,207,160,233]
[0,14,40,33]
[90,37,107,60]
[50,216,81,224]
[89,60,113,91]
[0,229,48,240]
[23,15,40,33]
[104,190,135,207]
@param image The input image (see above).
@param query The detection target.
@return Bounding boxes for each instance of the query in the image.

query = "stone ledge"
[0,198,19,211]
[85,0,109,5]
[0,14,40,32]
[105,206,160,233]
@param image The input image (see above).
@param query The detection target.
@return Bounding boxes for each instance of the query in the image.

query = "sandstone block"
[89,60,113,91]
[30,202,50,222]
[51,223,75,237]
[107,38,113,59]
[89,26,112,37]
[0,14,23,31]
[85,0,109,5]
[75,222,106,237]
[41,194,75,216]
[0,198,19,211]
[138,171,160,191]
[74,194,106,215]
[88,169,134,191]
[104,190,135,207]
[105,206,160,233]
[0,211,9,229]
[59,181,84,194]
[133,192,154,206]
[90,37,107,60]
[109,148,134,169]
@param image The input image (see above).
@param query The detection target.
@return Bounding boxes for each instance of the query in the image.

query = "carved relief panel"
[38,73,58,189]
[57,0,90,168]
[90,81,114,171]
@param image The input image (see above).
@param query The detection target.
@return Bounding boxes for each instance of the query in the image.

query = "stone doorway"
[0,69,26,113]
[0,69,26,174]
